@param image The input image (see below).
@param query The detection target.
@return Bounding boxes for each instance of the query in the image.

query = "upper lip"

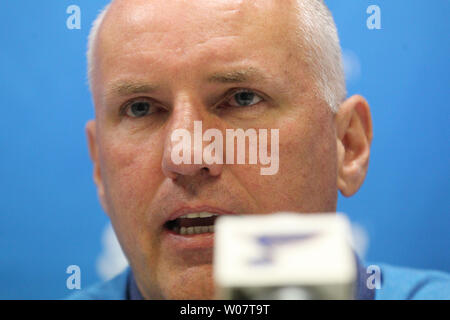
[166,205,237,222]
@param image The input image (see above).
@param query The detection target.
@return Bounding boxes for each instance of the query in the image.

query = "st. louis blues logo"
[250,232,319,266]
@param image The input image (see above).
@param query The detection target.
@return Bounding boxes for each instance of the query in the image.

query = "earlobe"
[335,95,373,197]
[336,138,348,194]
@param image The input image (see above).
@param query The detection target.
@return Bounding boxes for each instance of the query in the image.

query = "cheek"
[97,130,166,276]
[238,111,337,213]
[281,112,337,211]
[98,130,164,225]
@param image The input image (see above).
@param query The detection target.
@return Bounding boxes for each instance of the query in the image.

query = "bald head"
[87,0,345,112]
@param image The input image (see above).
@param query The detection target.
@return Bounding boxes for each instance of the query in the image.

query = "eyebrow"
[207,67,267,84]
[104,67,266,99]
[106,81,159,97]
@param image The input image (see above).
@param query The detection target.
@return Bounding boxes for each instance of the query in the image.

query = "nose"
[161,98,223,180]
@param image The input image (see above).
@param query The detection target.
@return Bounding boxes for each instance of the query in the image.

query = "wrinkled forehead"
[95,0,300,64]
[101,0,297,38]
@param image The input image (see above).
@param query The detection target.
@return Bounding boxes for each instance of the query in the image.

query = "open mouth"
[164,212,219,235]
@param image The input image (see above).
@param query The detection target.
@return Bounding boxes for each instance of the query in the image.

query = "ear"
[335,95,373,197]
[85,120,108,211]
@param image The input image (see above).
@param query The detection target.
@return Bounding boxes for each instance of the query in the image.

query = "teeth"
[199,212,214,218]
[171,212,218,235]
[178,212,218,219]
[176,225,215,235]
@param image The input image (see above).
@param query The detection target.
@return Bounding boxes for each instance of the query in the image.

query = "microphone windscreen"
[214,212,357,299]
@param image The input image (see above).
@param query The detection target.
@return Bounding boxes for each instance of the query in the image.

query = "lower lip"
[161,227,215,250]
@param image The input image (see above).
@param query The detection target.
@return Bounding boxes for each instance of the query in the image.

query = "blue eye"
[126,100,153,117]
[229,90,263,107]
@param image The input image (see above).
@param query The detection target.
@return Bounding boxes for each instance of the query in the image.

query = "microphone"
[213,213,357,299]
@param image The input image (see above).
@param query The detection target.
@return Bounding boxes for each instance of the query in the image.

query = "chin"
[161,265,215,300]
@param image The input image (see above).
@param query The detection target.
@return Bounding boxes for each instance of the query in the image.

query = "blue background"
[0,0,449,299]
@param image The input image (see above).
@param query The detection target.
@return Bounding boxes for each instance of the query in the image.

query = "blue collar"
[127,270,144,300]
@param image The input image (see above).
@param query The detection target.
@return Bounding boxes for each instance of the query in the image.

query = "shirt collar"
[127,270,144,300]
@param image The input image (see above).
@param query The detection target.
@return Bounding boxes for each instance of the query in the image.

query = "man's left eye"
[228,90,263,107]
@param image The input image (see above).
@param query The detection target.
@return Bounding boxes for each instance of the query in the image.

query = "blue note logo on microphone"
[250,232,320,266]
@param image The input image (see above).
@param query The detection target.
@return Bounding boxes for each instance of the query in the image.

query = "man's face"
[88,0,343,299]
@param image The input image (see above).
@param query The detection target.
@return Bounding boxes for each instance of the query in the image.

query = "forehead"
[94,0,306,95]
[102,0,297,40]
